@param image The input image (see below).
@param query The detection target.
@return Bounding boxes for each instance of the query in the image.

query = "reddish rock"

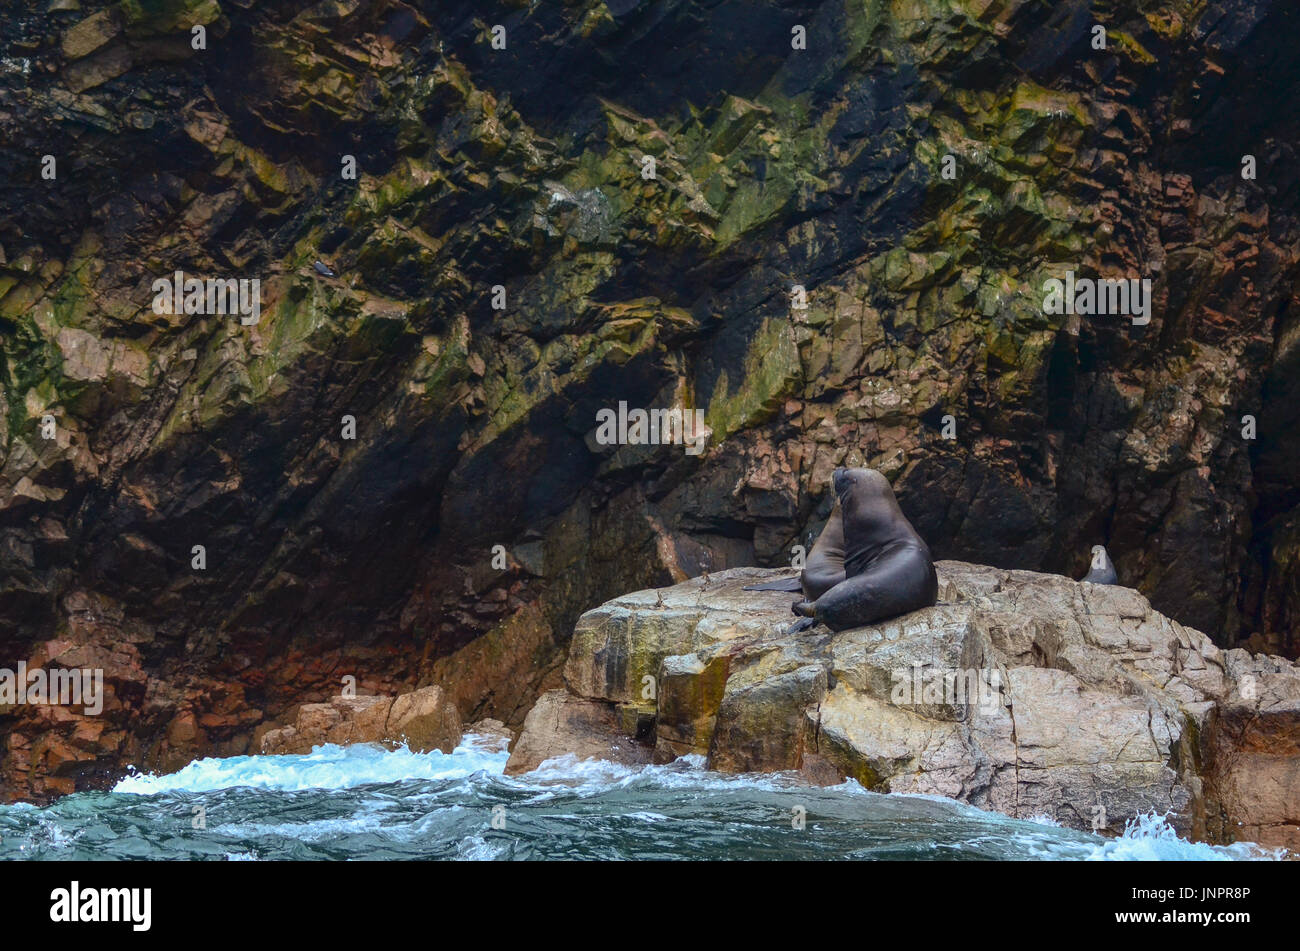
[258,688,461,755]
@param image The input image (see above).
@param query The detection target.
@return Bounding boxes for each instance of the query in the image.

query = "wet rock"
[466,717,515,752]
[652,651,729,762]
[511,563,1300,847]
[504,689,653,775]
[1201,651,1300,849]
[259,687,461,755]
[60,10,120,60]
[387,685,461,754]
[64,46,133,94]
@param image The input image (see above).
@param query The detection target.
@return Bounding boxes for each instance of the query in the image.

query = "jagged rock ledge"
[505,563,1300,849]
[259,685,464,756]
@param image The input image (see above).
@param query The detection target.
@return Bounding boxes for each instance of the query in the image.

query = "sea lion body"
[792,468,937,631]
[743,499,846,598]
[799,497,847,599]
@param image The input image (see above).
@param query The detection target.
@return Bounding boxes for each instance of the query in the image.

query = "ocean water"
[0,735,1287,861]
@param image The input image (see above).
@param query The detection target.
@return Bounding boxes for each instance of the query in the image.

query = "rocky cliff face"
[507,563,1300,849]
[1,0,1298,799]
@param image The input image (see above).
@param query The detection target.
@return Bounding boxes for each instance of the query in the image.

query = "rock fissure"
[509,562,1300,846]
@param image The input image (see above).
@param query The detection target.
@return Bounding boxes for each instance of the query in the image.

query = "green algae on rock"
[0,0,1298,801]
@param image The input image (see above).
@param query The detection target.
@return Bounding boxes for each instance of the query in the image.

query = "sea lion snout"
[832,467,856,496]
[833,466,886,500]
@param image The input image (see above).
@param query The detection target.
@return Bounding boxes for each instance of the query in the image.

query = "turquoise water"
[0,735,1287,861]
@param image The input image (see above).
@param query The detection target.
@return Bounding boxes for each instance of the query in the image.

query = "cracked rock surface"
[509,562,1300,848]
[3,0,1300,799]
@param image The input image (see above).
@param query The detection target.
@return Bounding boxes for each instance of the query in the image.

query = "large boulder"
[387,686,463,754]
[504,690,653,775]
[506,562,1300,848]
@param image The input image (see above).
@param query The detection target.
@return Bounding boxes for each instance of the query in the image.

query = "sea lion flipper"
[743,577,804,592]
[785,617,817,635]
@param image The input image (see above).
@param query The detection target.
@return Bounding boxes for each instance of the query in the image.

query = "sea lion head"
[831,467,914,556]
[832,467,896,512]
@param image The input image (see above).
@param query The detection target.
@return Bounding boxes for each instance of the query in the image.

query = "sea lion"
[743,497,846,600]
[1080,544,1118,585]
[790,467,937,631]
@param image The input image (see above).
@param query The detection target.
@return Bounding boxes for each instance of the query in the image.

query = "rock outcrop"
[506,689,654,775]
[507,563,1300,849]
[3,1,1300,800]
[260,685,461,755]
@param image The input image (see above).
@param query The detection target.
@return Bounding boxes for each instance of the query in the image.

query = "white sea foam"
[112,736,509,794]
[1079,812,1287,862]
[101,742,1288,862]
[455,834,509,860]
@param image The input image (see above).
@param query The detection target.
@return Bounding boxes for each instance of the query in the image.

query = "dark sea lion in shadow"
[743,497,846,600]
[785,467,937,632]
